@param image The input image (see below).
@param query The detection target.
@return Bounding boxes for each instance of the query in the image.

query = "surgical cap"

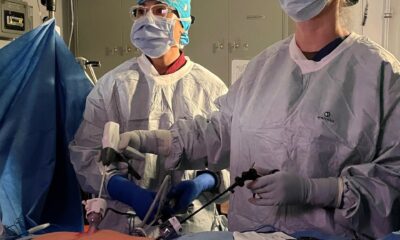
[137,0,192,46]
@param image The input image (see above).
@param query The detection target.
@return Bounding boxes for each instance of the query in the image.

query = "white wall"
[388,0,400,60]
[348,0,400,60]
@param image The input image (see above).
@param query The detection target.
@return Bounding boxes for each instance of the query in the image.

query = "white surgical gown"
[166,33,400,239]
[69,54,230,234]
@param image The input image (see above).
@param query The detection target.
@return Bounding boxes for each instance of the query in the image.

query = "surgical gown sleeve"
[165,76,241,171]
[69,82,108,194]
[335,62,400,237]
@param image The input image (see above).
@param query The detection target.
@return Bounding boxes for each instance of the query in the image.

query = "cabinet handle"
[229,40,241,52]
[213,41,225,52]
[246,15,266,20]
[125,46,138,53]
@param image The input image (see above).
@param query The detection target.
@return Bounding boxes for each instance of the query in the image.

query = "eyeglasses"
[129,4,178,20]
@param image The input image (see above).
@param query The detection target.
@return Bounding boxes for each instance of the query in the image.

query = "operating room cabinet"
[74,0,290,83]
[185,0,288,86]
[75,0,141,78]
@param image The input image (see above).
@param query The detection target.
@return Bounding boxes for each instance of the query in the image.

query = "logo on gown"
[317,111,334,123]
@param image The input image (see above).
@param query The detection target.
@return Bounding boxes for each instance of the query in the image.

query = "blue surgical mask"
[279,0,329,22]
[131,14,178,58]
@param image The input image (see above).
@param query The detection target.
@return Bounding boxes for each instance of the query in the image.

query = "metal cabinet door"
[229,0,284,60]
[227,0,284,85]
[121,0,141,61]
[184,0,230,86]
[76,0,124,78]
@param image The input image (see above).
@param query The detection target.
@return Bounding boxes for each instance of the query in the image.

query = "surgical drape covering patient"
[0,20,92,236]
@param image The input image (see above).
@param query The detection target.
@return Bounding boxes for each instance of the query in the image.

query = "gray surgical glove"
[118,130,172,156]
[247,168,340,207]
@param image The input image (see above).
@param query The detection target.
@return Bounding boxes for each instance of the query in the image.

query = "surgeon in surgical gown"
[69,0,230,235]
[117,0,400,239]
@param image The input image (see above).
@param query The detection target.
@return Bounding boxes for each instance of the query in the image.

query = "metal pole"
[383,0,392,49]
[48,11,55,19]
[41,0,56,20]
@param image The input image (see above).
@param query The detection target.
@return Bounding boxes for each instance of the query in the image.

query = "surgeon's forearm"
[69,122,104,195]
[308,177,343,208]
[164,114,231,171]
[70,148,105,194]
[333,173,400,237]
[134,130,172,155]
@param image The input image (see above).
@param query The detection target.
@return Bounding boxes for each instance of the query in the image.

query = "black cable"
[104,207,136,217]
[362,1,369,26]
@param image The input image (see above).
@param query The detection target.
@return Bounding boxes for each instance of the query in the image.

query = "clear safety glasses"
[129,4,178,20]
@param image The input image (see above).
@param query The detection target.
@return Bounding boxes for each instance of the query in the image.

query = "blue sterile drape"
[0,19,92,236]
